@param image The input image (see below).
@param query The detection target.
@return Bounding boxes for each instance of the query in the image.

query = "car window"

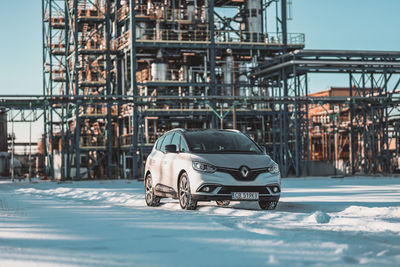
[156,135,165,150]
[180,136,189,152]
[170,132,180,151]
[160,133,173,153]
[184,130,262,154]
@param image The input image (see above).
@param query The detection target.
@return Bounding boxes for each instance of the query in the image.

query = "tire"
[145,173,161,207]
[178,172,197,210]
[259,200,278,210]
[216,200,230,207]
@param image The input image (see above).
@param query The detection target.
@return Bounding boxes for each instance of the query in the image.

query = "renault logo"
[240,166,250,178]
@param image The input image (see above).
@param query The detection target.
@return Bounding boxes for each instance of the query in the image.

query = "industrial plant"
[1,0,399,179]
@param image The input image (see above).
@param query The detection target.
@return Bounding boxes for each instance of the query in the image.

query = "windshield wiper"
[215,150,259,154]
[191,149,259,154]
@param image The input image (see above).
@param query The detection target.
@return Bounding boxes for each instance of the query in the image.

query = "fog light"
[202,186,211,192]
[198,184,220,193]
[273,186,278,193]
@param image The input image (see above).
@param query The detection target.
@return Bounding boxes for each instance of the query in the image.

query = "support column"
[281,0,288,48]
[349,73,355,174]
[106,0,113,178]
[282,67,289,177]
[62,0,70,180]
[305,73,310,175]
[383,72,390,172]
[362,70,368,173]
[116,0,123,179]
[293,57,299,176]
[48,1,54,179]
[209,0,217,128]
[130,0,139,179]
[41,0,48,179]
[73,0,81,180]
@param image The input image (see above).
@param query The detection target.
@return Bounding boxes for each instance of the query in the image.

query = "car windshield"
[184,130,262,154]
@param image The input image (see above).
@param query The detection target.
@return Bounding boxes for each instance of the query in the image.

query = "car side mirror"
[165,144,177,153]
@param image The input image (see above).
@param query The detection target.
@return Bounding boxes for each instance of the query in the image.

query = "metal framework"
[253,49,400,176]
[40,0,309,179]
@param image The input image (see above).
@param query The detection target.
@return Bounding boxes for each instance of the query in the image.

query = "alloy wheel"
[178,173,197,210]
[145,174,160,207]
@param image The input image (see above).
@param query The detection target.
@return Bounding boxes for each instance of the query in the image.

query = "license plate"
[232,192,259,200]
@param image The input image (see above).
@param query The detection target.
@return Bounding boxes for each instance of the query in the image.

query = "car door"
[160,132,180,189]
[147,135,165,185]
[158,132,174,187]
[179,135,189,153]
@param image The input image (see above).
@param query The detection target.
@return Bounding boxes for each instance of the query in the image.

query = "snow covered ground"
[1,177,400,266]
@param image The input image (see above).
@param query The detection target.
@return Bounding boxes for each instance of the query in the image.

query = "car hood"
[190,153,274,169]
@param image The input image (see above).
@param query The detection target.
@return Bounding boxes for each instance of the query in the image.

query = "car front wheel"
[259,200,278,210]
[178,173,197,210]
[145,173,161,207]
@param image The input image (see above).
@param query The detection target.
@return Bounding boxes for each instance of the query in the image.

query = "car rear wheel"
[216,200,230,207]
[178,173,197,210]
[145,173,160,207]
[259,200,278,210]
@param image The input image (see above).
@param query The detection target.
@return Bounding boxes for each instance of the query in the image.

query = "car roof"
[163,128,241,135]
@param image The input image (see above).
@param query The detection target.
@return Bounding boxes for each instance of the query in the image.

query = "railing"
[120,134,133,146]
[137,29,210,42]
[117,31,130,50]
[119,134,159,147]
[50,43,65,54]
[287,33,306,45]
[51,69,65,82]
[80,135,106,147]
[118,28,305,46]
[50,17,65,27]
[78,69,106,86]
[143,68,188,82]
[67,1,105,18]
[80,104,118,116]
[215,31,305,45]
[78,38,118,51]
[117,5,129,21]
[131,5,202,21]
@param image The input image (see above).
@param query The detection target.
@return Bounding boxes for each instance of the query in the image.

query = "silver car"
[144,129,281,210]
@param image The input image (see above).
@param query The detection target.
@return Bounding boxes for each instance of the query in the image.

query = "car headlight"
[268,164,280,174]
[192,161,217,173]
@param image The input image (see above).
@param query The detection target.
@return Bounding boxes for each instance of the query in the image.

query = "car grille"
[216,167,269,181]
[217,186,270,195]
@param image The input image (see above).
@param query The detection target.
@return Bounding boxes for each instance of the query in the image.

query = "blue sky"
[291,0,400,51]
[290,0,400,91]
[0,0,399,141]
[0,0,399,95]
[0,1,42,95]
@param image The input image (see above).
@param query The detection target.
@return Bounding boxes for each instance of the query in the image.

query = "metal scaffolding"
[253,50,400,176]
[40,0,307,179]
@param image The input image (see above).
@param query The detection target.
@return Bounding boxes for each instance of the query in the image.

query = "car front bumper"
[192,182,280,202]
[189,165,279,187]
[185,165,281,202]
[192,193,280,202]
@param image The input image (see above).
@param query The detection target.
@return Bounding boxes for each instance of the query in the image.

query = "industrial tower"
[42,0,305,179]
